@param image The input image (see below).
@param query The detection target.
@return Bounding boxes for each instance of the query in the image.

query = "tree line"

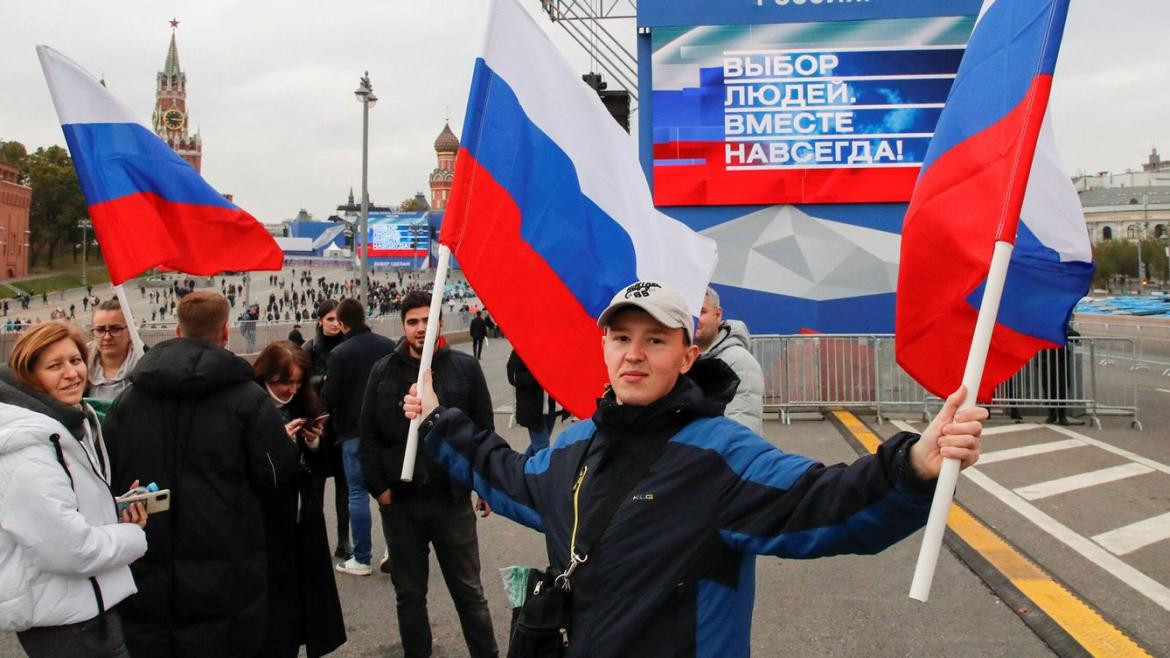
[1,139,93,270]
[1092,238,1170,288]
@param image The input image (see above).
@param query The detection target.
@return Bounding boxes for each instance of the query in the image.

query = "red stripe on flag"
[896,75,1055,401]
[89,192,283,285]
[442,148,608,418]
[651,141,920,205]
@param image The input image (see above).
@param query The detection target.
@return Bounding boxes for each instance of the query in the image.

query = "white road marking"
[962,467,1170,612]
[1157,388,1170,394]
[978,439,1086,465]
[1015,463,1155,501]
[982,422,1041,436]
[1093,512,1170,556]
[1045,425,1170,477]
[890,420,917,434]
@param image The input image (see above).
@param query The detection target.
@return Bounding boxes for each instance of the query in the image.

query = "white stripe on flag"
[482,0,717,318]
[37,45,146,127]
[1019,111,1093,263]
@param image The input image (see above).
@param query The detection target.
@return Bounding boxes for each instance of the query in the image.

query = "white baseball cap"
[596,281,693,344]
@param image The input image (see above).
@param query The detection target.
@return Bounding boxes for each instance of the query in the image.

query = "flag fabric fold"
[440,0,718,418]
[37,45,283,285]
[895,0,1092,401]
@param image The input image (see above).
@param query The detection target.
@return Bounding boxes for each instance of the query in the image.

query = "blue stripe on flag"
[62,122,234,209]
[460,58,638,319]
[922,0,1069,170]
[965,221,1094,344]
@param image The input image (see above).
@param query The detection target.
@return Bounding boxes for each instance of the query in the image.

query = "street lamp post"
[355,72,378,306]
[77,218,93,287]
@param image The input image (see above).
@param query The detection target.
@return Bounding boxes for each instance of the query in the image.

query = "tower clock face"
[163,109,185,130]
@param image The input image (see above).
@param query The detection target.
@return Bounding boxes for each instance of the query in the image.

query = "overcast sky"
[2,1,1166,224]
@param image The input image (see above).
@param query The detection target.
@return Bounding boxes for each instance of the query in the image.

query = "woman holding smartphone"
[0,321,148,657]
[253,340,345,658]
[301,298,351,559]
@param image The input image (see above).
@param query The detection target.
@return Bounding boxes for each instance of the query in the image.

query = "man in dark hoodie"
[360,290,497,658]
[103,290,301,658]
[405,280,987,657]
[322,298,395,576]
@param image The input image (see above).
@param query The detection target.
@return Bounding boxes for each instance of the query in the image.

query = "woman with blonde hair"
[0,320,148,656]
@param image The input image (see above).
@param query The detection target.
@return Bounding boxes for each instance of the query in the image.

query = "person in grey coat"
[694,287,765,433]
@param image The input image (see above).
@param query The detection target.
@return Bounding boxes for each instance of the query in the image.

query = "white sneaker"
[379,549,391,574]
[335,557,372,576]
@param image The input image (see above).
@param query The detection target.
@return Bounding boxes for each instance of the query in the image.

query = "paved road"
[887,399,1170,652]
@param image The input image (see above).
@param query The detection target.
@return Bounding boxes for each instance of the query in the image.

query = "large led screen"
[651,16,977,206]
[366,214,430,267]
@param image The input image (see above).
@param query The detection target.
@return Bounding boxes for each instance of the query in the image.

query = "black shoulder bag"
[507,425,675,658]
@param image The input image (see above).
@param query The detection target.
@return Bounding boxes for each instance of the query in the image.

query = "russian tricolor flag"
[441,0,718,418]
[895,0,1093,401]
[37,46,283,285]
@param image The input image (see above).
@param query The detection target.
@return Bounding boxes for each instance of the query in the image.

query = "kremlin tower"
[151,20,203,172]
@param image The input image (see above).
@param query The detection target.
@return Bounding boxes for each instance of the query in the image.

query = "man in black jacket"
[468,311,487,360]
[405,280,987,657]
[322,298,395,576]
[104,291,301,658]
[360,291,497,658]
[506,349,558,456]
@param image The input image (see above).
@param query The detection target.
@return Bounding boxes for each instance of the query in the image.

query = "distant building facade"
[0,161,31,280]
[1078,148,1170,244]
[152,22,203,172]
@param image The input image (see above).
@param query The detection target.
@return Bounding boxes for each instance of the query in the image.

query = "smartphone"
[116,489,171,514]
[308,413,330,426]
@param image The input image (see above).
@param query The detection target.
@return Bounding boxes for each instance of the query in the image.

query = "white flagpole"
[909,240,1014,601]
[400,244,452,482]
[113,283,145,357]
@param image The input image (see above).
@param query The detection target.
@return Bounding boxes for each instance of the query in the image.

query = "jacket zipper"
[569,465,588,557]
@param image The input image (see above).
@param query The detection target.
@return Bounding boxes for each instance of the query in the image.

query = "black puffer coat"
[506,349,554,429]
[103,337,301,658]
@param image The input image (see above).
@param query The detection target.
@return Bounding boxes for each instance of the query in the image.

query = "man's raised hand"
[403,368,439,421]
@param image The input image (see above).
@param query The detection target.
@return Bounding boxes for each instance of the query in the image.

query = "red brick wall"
[0,162,30,280]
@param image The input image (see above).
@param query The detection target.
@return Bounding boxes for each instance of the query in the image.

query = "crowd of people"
[0,273,987,657]
[2,268,485,336]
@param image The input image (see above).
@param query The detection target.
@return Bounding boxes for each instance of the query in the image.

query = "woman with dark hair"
[0,321,148,657]
[252,341,346,658]
[300,298,351,558]
[302,298,343,386]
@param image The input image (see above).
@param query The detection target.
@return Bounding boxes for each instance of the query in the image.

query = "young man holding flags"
[404,280,986,657]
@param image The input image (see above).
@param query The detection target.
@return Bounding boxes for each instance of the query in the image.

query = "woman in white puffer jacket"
[0,321,147,657]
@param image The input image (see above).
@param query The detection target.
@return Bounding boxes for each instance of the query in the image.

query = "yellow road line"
[832,411,1150,658]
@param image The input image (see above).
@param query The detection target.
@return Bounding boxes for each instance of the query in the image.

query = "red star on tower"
[169,18,179,29]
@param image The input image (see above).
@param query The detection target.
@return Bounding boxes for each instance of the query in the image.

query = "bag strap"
[49,434,108,623]
[556,418,681,589]
[575,423,676,558]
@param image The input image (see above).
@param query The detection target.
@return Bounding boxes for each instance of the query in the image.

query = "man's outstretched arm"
[712,387,984,559]
[406,369,545,531]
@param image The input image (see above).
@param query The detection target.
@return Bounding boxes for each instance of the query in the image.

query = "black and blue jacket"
[421,360,935,657]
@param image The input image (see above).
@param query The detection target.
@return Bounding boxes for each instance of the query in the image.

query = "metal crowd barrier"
[750,334,1141,430]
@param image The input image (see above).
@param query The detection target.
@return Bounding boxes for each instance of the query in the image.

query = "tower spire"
[164,19,182,75]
